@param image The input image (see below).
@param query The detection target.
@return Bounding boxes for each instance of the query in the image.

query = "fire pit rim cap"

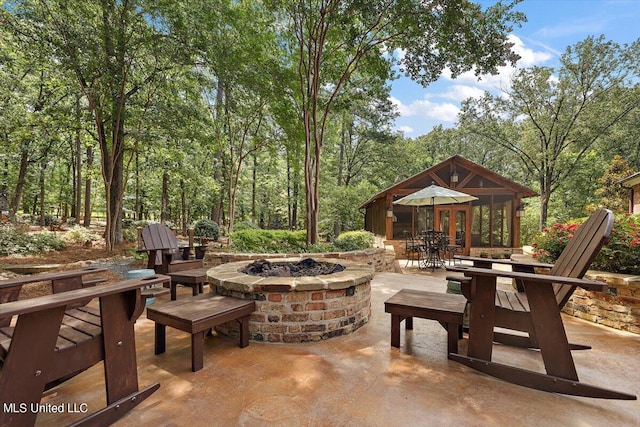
[206,257,373,293]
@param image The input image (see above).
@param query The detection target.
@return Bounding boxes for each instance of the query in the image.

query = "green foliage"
[230,229,307,253]
[61,226,100,244]
[234,221,260,231]
[333,230,374,252]
[193,219,220,241]
[590,155,635,214]
[592,214,640,274]
[0,225,66,255]
[531,214,640,274]
[121,227,138,243]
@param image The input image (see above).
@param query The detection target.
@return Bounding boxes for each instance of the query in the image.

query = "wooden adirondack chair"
[447,209,636,400]
[140,223,206,274]
[0,270,171,425]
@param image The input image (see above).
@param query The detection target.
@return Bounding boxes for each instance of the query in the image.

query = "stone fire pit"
[206,258,374,343]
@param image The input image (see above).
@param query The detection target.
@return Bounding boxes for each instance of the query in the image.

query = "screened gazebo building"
[360,155,537,257]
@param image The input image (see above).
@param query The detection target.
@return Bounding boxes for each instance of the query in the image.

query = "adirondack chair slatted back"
[548,209,613,308]
[141,224,180,266]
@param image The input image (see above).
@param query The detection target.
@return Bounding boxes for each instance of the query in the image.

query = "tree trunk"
[38,161,46,226]
[539,173,551,229]
[287,155,292,229]
[109,143,124,245]
[134,144,140,221]
[83,146,93,227]
[9,150,29,218]
[181,179,187,234]
[161,167,169,224]
[251,152,257,224]
[334,121,346,237]
[73,102,82,224]
[539,193,550,230]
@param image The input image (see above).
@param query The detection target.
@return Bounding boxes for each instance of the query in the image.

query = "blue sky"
[390,0,640,137]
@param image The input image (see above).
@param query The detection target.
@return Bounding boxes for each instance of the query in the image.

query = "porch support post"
[386,194,393,240]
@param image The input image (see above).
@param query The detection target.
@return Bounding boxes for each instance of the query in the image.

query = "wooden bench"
[0,272,171,426]
[384,289,467,355]
[146,294,256,372]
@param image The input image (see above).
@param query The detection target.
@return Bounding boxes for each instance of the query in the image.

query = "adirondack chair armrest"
[176,244,207,260]
[0,267,108,291]
[446,265,607,292]
[454,255,554,270]
[0,275,170,318]
[176,245,194,260]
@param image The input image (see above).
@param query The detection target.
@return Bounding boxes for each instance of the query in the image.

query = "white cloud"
[440,34,553,94]
[394,48,406,61]
[509,34,554,67]
[391,96,459,122]
[397,125,414,134]
[389,33,558,136]
[439,84,486,102]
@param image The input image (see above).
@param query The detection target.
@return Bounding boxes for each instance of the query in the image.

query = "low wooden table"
[146,293,256,372]
[167,267,210,300]
[384,289,467,354]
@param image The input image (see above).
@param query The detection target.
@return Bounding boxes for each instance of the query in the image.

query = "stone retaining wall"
[205,247,396,272]
[563,272,640,334]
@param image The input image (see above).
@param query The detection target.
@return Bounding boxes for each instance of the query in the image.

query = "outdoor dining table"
[419,231,445,271]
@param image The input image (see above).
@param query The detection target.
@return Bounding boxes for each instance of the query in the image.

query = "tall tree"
[3,0,184,250]
[276,0,523,244]
[460,36,640,228]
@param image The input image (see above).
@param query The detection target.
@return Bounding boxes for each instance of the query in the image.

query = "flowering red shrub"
[531,214,640,274]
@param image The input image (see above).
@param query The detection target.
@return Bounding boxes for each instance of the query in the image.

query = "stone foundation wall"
[214,281,371,343]
[563,272,640,334]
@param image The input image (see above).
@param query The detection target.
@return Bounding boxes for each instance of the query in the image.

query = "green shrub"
[531,213,640,275]
[333,230,374,252]
[133,220,153,228]
[194,219,220,241]
[234,221,260,231]
[31,232,66,252]
[0,225,66,255]
[62,225,101,244]
[230,229,307,253]
[122,218,135,228]
[122,227,138,243]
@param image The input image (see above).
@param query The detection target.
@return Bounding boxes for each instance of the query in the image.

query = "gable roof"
[621,172,640,188]
[360,155,537,208]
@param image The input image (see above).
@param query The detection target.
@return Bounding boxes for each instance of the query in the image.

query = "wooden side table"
[167,267,210,300]
[146,294,256,372]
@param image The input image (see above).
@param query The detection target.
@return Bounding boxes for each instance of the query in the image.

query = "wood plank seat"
[384,289,467,354]
[0,269,172,426]
[0,305,102,361]
[146,293,256,372]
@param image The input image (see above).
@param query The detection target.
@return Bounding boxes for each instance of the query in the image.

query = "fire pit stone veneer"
[206,258,374,343]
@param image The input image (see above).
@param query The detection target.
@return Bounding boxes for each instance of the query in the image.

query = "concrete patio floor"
[36,266,639,426]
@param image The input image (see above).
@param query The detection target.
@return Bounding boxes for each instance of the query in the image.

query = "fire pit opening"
[241,258,345,277]
[207,258,374,343]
